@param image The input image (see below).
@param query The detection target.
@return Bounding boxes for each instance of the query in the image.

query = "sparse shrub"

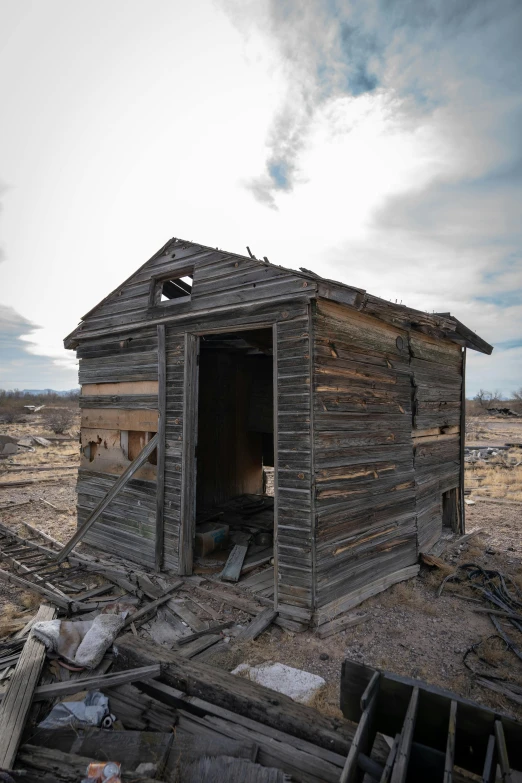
[46,408,74,434]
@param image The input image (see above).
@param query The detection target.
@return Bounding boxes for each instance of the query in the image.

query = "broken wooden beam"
[0,664,161,705]
[56,432,159,562]
[236,608,277,641]
[0,604,56,770]
[114,634,355,755]
[122,581,183,628]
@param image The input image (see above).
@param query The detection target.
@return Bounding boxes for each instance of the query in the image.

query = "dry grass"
[0,602,29,638]
[381,580,438,615]
[480,636,510,668]
[308,681,343,719]
[466,453,522,501]
[20,591,41,610]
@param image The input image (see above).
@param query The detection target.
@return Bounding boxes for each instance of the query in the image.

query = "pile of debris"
[465,445,507,463]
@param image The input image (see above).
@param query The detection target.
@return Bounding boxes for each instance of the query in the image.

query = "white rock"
[231,662,325,704]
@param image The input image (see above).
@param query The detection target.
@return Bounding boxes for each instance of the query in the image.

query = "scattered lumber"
[166,597,207,632]
[123,581,183,628]
[0,567,71,610]
[99,682,178,732]
[477,677,522,707]
[178,634,222,659]
[221,545,249,583]
[176,620,235,646]
[236,608,277,641]
[0,664,161,704]
[0,604,56,770]
[16,744,158,783]
[25,729,173,774]
[145,679,367,783]
[19,520,63,549]
[196,585,262,615]
[316,613,367,639]
[115,634,355,755]
[420,553,451,570]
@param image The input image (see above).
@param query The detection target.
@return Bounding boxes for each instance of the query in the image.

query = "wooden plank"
[115,634,355,756]
[316,613,367,639]
[80,408,159,432]
[0,568,71,610]
[166,598,207,632]
[273,322,280,611]
[122,581,183,628]
[82,381,159,395]
[179,332,198,575]
[482,735,497,783]
[178,634,222,659]
[339,680,379,783]
[16,744,159,782]
[57,432,159,562]
[236,608,278,641]
[155,324,166,570]
[444,700,457,783]
[176,621,235,646]
[459,347,466,535]
[0,665,161,704]
[221,545,249,583]
[494,720,513,783]
[0,604,56,769]
[390,686,419,783]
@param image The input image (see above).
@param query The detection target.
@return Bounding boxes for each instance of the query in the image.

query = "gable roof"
[64,236,493,355]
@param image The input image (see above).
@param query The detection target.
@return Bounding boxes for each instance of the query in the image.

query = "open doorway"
[192,328,275,584]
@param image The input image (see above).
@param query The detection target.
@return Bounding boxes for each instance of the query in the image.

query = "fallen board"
[0,604,56,769]
[221,545,249,583]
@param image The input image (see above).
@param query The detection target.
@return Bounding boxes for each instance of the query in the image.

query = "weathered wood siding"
[69,241,327,342]
[275,306,314,618]
[312,300,417,611]
[162,330,185,572]
[411,333,463,551]
[77,469,156,568]
[74,330,159,567]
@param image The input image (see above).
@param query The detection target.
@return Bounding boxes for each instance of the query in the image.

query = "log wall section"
[312,300,417,613]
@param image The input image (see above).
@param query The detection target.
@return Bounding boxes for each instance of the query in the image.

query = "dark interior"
[195,328,274,511]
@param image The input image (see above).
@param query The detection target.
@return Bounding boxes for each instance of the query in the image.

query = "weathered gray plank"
[0,603,56,769]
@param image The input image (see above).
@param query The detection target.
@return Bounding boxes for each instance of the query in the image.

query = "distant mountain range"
[21,389,80,396]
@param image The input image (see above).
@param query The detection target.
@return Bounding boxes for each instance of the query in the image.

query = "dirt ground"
[1,410,522,723]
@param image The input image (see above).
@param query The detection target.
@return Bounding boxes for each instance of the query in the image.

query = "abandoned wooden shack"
[64,237,492,627]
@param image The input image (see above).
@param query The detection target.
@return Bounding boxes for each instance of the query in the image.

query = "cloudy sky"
[0,0,520,395]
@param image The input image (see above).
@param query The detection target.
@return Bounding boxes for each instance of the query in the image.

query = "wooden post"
[459,347,466,534]
[179,333,199,576]
[57,434,159,562]
[155,324,166,571]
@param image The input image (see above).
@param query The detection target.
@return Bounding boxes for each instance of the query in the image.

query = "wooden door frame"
[178,323,279,589]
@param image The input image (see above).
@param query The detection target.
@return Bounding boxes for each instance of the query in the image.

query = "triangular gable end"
[64,238,317,347]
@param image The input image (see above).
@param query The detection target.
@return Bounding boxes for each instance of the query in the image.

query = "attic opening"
[192,327,275,574]
[151,269,193,306]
